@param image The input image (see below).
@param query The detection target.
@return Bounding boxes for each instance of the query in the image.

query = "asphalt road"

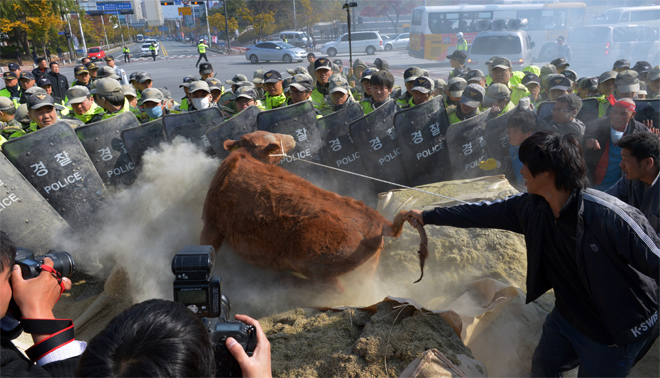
[59,40,455,102]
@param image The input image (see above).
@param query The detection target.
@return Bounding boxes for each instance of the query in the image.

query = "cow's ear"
[224,139,240,151]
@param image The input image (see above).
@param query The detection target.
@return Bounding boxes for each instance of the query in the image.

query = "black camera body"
[15,248,75,280]
[5,248,75,340]
[172,246,256,377]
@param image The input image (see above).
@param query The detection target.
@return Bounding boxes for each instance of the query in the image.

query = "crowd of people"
[1,44,659,377]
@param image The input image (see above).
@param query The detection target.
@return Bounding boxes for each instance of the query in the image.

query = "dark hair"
[616,132,660,165]
[76,299,215,377]
[369,71,395,90]
[49,61,59,68]
[307,52,315,59]
[36,57,46,64]
[507,110,537,134]
[556,93,582,113]
[519,131,589,192]
[2,104,17,116]
[0,231,16,273]
[95,93,125,107]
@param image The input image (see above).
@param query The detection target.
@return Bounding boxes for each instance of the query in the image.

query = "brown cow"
[200,131,428,291]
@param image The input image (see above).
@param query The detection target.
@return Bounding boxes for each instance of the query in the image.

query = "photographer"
[1,231,85,377]
[76,299,271,378]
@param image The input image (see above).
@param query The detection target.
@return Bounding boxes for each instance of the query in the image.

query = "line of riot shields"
[2,99,658,253]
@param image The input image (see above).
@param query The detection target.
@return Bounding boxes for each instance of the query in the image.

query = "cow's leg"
[199,223,224,251]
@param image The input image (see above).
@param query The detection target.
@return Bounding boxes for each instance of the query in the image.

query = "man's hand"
[405,210,425,227]
[11,257,71,343]
[227,314,272,378]
[585,138,601,150]
[643,119,658,134]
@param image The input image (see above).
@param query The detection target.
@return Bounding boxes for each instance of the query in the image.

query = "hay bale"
[262,299,473,378]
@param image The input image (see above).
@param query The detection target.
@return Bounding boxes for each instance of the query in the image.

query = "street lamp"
[342,1,358,68]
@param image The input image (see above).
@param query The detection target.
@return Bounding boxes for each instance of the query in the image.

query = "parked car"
[320,31,384,56]
[467,30,535,73]
[278,31,309,48]
[141,43,160,57]
[569,25,660,76]
[87,47,106,61]
[384,33,410,51]
[245,41,307,64]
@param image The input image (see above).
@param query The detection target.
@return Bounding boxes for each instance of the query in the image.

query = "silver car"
[384,33,410,51]
[245,41,307,64]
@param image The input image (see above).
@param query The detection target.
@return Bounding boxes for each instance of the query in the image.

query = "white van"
[320,31,384,57]
[279,31,309,48]
[467,30,535,73]
[595,6,660,28]
[570,25,660,76]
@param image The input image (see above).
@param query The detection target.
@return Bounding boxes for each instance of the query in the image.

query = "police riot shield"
[635,99,660,127]
[0,153,74,252]
[393,97,451,187]
[536,101,554,123]
[2,121,107,232]
[577,98,599,125]
[349,99,409,192]
[76,111,140,188]
[315,102,375,199]
[484,108,516,179]
[446,110,491,180]
[120,118,166,166]
[317,102,366,173]
[207,105,260,159]
[162,107,224,155]
[257,101,324,183]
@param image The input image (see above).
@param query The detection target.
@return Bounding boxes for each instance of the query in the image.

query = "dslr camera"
[15,248,75,280]
[5,248,75,339]
[172,246,256,377]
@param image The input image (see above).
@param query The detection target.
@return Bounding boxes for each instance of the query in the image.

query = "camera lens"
[43,251,75,278]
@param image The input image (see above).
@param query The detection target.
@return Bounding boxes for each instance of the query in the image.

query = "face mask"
[610,127,624,143]
[146,105,163,119]
[192,96,210,110]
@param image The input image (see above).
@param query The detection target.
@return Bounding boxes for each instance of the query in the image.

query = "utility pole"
[223,1,230,53]
[204,0,211,46]
[343,1,357,68]
[100,15,110,46]
[293,0,297,30]
[77,13,88,54]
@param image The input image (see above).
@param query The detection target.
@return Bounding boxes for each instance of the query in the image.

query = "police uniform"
[262,70,287,110]
[1,71,22,107]
[449,84,484,125]
[149,43,157,61]
[123,46,131,63]
[196,40,209,67]
[64,85,105,124]
[311,58,333,113]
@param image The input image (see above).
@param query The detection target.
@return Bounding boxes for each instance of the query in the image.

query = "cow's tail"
[384,210,407,238]
[384,210,429,283]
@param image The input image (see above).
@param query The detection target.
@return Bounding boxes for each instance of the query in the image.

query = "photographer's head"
[1,231,17,317]
[77,299,215,377]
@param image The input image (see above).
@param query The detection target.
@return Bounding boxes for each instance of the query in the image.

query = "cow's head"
[224,131,296,165]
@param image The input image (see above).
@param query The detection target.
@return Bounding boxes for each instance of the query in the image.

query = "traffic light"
[160,1,175,5]
[190,1,203,4]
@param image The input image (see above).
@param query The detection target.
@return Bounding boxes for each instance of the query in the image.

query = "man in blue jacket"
[406,131,659,377]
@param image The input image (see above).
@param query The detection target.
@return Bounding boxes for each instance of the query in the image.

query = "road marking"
[161,45,169,57]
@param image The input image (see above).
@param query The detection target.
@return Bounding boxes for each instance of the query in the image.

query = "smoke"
[62,137,219,303]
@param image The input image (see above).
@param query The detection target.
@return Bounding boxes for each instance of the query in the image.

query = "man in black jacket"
[0,232,85,377]
[406,132,659,377]
[46,62,69,103]
[583,98,649,190]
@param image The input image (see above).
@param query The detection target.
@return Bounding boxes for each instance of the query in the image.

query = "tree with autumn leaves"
[0,0,77,58]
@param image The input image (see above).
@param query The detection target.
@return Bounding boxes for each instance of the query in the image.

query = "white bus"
[408,2,586,61]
